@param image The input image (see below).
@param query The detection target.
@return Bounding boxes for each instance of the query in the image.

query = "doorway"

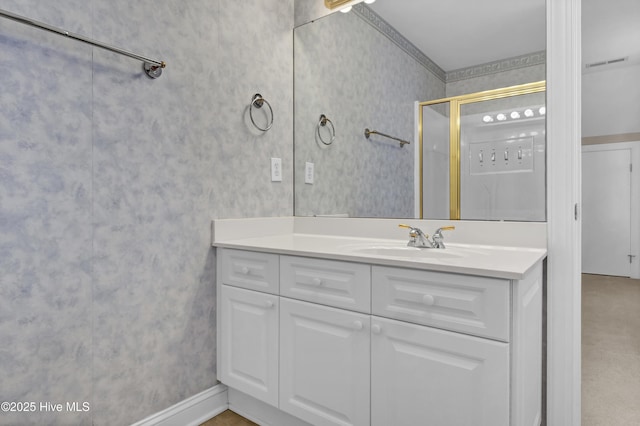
[581,142,639,278]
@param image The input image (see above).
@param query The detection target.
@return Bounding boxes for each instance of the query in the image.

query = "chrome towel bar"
[364,128,410,147]
[0,8,166,79]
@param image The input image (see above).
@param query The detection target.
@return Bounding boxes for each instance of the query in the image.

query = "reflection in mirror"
[422,103,450,219]
[460,92,546,221]
[294,1,545,220]
[421,87,546,221]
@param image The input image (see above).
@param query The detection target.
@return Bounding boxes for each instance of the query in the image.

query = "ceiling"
[582,0,640,68]
[367,0,640,72]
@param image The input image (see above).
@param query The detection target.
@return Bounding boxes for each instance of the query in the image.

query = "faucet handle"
[435,226,455,234]
[399,223,428,236]
[399,224,433,248]
[432,226,455,248]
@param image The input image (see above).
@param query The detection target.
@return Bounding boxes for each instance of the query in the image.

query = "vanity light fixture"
[481,106,546,124]
[325,0,371,12]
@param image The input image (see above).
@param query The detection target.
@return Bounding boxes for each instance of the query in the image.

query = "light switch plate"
[271,157,282,182]
[305,162,314,184]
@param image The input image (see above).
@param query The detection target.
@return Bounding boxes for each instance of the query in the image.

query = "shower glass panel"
[460,93,546,221]
[422,103,450,219]
[418,81,546,220]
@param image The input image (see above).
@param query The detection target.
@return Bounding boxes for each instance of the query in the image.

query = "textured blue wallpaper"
[0,0,293,424]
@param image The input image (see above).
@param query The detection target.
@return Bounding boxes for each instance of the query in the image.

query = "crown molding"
[353,4,446,82]
[446,51,547,83]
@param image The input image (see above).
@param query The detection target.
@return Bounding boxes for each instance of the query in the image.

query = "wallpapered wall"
[0,0,293,424]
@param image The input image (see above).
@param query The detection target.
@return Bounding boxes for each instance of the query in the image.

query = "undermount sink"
[340,243,473,260]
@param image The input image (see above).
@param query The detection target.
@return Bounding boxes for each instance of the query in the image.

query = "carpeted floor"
[582,274,640,426]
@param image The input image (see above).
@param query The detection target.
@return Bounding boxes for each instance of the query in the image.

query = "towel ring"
[249,93,274,132]
[317,114,336,145]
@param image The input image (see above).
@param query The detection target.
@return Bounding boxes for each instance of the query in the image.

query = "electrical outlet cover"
[271,157,282,182]
[305,162,314,184]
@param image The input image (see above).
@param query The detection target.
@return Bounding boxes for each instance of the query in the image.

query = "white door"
[279,298,370,426]
[371,317,509,426]
[582,148,632,276]
[219,285,279,406]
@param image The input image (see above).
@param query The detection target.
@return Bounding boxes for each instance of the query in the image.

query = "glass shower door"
[419,82,546,221]
[421,103,450,219]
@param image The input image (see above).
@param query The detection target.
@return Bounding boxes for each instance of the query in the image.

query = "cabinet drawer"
[280,256,371,313]
[372,266,510,341]
[219,248,279,294]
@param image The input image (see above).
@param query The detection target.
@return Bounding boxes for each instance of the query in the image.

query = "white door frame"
[411,3,583,423]
[546,0,582,425]
[582,142,640,278]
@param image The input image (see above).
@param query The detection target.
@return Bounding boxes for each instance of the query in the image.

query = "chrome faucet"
[399,224,455,249]
[398,224,433,248]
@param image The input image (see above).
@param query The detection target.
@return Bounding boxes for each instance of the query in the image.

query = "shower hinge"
[574,203,579,220]
[629,255,636,263]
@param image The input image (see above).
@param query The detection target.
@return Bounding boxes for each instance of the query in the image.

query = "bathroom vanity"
[212,217,546,426]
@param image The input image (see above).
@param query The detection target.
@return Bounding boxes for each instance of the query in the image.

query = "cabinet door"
[280,298,370,426]
[219,285,279,406]
[371,316,509,426]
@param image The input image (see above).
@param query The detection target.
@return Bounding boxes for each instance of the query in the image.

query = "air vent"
[585,57,629,69]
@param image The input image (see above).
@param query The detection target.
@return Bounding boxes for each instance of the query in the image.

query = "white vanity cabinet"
[216,247,543,426]
[280,298,371,426]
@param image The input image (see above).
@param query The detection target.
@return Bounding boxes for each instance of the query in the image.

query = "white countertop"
[212,218,547,280]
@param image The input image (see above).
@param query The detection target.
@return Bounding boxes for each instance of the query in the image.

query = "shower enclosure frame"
[418,80,547,219]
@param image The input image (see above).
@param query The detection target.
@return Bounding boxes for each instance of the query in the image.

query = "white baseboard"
[131,384,229,426]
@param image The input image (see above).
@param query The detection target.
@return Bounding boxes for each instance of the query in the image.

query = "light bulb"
[482,115,494,123]
[364,0,376,3]
[496,113,507,121]
[538,106,546,115]
[340,5,352,12]
[524,109,534,117]
[510,111,521,119]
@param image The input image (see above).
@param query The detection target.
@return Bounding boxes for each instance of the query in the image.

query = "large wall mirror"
[294,0,546,220]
